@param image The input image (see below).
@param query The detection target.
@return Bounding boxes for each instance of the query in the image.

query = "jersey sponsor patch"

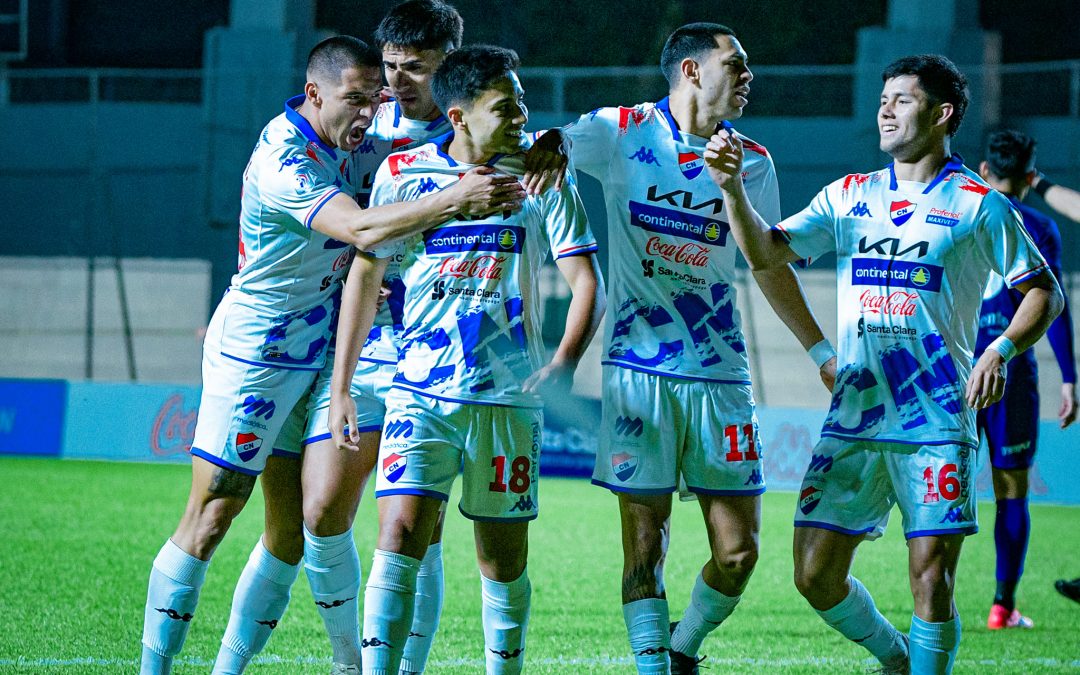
[678,152,704,180]
[890,200,917,226]
[424,225,525,254]
[851,259,943,292]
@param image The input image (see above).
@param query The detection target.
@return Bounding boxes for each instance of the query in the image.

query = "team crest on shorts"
[890,200,917,226]
[678,152,704,180]
[383,453,407,483]
[235,432,263,462]
[612,452,638,481]
[799,486,823,515]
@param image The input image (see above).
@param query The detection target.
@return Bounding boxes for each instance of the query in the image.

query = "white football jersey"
[563,98,780,383]
[369,133,598,407]
[350,101,452,364]
[776,156,1049,448]
[212,95,362,370]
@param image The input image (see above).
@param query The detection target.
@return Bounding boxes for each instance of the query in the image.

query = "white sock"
[622,598,671,674]
[909,613,961,675]
[305,525,363,666]
[481,569,532,675]
[817,577,907,669]
[212,539,301,675]
[400,543,444,674]
[670,573,741,656]
[140,539,210,674]
[362,549,421,675]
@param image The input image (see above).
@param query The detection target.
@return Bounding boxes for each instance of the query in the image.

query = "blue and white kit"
[564,99,780,495]
[778,155,1049,538]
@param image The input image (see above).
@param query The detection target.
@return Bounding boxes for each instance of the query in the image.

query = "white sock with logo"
[140,539,210,675]
[362,549,421,675]
[481,569,532,675]
[304,526,363,666]
[400,543,444,674]
[817,577,907,670]
[622,598,671,674]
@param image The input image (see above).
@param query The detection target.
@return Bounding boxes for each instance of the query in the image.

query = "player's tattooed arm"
[967,270,1063,409]
[522,129,569,195]
[207,467,257,499]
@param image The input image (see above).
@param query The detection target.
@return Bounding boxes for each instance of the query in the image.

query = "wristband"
[1033,173,1054,198]
[808,339,837,368]
[987,335,1017,363]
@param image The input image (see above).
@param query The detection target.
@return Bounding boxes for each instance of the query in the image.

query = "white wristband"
[808,339,837,369]
[987,335,1017,363]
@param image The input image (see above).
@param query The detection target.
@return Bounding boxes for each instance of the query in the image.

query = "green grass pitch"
[0,457,1078,673]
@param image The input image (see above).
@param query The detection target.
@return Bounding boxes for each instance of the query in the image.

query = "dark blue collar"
[431,130,505,168]
[655,96,733,144]
[888,153,964,194]
[284,94,337,159]
[392,100,448,132]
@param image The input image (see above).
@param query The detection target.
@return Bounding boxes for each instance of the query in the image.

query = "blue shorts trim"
[389,386,543,409]
[301,425,382,447]
[600,362,752,386]
[357,357,396,365]
[818,432,978,450]
[190,448,260,476]
[219,352,323,372]
[458,504,538,523]
[591,478,675,495]
[375,487,450,502]
[905,525,978,540]
[686,485,766,497]
[793,520,876,536]
[271,447,301,458]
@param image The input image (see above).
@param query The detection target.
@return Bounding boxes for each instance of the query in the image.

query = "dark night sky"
[21,0,1080,69]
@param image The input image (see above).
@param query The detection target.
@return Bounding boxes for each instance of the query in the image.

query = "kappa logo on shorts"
[613,416,644,437]
[799,486,823,515]
[384,419,414,439]
[235,432,263,462]
[744,469,763,486]
[383,453,407,483]
[939,506,965,524]
[611,452,638,481]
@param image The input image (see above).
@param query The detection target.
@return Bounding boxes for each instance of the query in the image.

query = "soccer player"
[705,54,1064,674]
[975,130,1077,630]
[329,45,605,675]
[140,36,525,675]
[534,23,834,674]
[213,5,467,674]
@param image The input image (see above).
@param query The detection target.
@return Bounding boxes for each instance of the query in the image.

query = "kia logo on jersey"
[890,200,917,226]
[235,432,263,462]
[678,152,704,180]
[612,453,638,481]
[383,453,407,483]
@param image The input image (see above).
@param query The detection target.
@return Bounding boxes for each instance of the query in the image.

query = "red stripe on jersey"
[742,139,769,157]
[955,175,991,195]
[391,137,414,149]
[618,106,647,134]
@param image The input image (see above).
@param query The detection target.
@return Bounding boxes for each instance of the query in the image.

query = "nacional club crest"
[890,200,917,226]
[383,453,407,483]
[799,486,823,515]
[235,432,263,462]
[678,152,704,180]
[612,453,638,481]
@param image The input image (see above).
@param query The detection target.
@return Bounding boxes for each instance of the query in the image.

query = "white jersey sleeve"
[973,191,1050,287]
[257,144,343,229]
[774,181,841,261]
[563,107,622,179]
[539,172,599,259]
[742,142,782,227]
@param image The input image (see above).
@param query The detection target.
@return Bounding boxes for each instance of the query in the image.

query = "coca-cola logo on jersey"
[438,255,506,280]
[644,236,710,267]
[331,249,353,272]
[858,290,918,316]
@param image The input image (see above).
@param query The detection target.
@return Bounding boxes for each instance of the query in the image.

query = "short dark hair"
[882,54,969,136]
[660,22,736,86]
[431,44,520,112]
[374,0,464,51]
[985,129,1037,180]
[307,36,381,83]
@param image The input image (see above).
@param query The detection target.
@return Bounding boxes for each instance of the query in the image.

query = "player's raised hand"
[329,388,361,452]
[522,129,569,195]
[453,166,527,217]
[1059,382,1077,428]
[966,351,1007,410]
[819,356,837,392]
[704,127,744,192]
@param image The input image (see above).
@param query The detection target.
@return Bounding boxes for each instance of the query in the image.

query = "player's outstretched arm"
[967,270,1064,409]
[310,166,526,250]
[704,129,800,270]
[751,265,836,391]
[329,253,390,452]
[1032,173,1080,223]
[523,253,605,393]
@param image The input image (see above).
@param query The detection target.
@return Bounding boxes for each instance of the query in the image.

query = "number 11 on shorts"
[724,424,758,462]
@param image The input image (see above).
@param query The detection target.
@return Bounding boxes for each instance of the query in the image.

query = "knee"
[712,542,759,585]
[793,557,837,605]
[302,494,355,538]
[186,499,244,557]
[377,513,432,558]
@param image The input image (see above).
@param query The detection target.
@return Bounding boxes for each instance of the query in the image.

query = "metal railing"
[3,60,1080,117]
